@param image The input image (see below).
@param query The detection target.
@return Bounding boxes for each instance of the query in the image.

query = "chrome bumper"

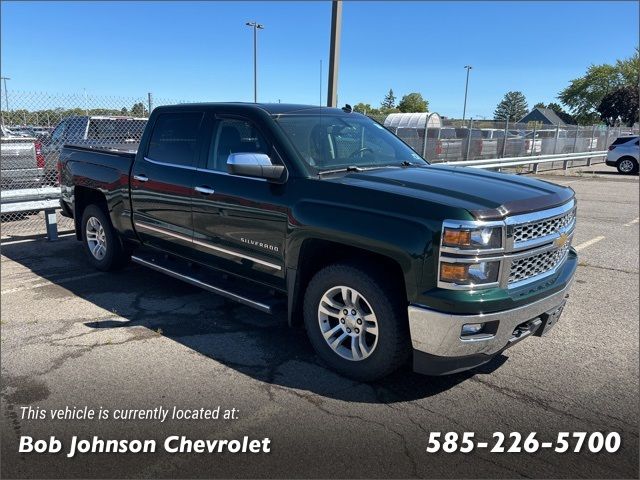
[408,281,572,359]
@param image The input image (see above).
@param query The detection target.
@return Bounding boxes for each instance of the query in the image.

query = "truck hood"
[323,164,574,220]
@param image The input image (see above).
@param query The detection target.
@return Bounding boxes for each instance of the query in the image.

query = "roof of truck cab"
[168,102,351,115]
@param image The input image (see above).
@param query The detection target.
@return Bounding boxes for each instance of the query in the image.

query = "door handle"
[195,186,215,195]
[133,174,149,182]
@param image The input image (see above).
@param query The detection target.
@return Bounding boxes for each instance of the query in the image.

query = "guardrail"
[444,150,607,170]
[1,186,62,240]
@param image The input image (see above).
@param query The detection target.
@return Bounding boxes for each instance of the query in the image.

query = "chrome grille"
[509,243,570,284]
[513,209,575,243]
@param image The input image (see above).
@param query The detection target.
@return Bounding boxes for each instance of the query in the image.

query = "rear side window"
[147,112,203,167]
[611,136,638,146]
[88,119,147,141]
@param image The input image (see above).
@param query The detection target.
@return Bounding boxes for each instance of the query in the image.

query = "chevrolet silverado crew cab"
[59,103,577,381]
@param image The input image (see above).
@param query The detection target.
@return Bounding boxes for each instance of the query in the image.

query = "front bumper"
[408,279,573,375]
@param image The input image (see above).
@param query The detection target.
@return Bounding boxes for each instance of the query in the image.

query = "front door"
[190,114,289,289]
[130,110,205,257]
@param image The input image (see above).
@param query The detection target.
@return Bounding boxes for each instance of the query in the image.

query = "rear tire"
[303,263,410,381]
[616,157,639,175]
[81,204,129,271]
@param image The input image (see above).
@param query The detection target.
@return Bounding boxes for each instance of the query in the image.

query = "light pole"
[245,21,264,103]
[462,65,472,124]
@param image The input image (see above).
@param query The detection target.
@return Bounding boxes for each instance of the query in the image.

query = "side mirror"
[227,153,286,182]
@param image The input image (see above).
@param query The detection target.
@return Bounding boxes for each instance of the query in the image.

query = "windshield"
[274,113,427,172]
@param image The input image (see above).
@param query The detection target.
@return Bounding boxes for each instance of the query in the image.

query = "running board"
[131,252,283,314]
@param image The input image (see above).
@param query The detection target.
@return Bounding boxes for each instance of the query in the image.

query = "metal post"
[502,118,509,157]
[45,209,58,241]
[327,0,342,107]
[530,125,537,156]
[553,125,560,154]
[465,118,473,160]
[147,92,153,116]
[422,113,432,159]
[462,65,472,123]
[604,125,610,149]
[587,124,596,166]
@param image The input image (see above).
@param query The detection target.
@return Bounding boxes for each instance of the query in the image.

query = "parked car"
[0,125,42,189]
[424,127,464,162]
[522,130,543,155]
[59,103,577,381]
[606,135,639,174]
[41,115,147,184]
[454,127,483,160]
[482,129,525,157]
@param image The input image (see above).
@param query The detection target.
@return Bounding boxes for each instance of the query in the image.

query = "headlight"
[442,226,502,249]
[440,260,501,285]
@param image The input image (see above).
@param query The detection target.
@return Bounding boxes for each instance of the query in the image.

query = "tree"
[380,89,396,110]
[597,86,639,127]
[398,92,429,113]
[353,102,380,116]
[534,102,546,108]
[494,91,529,121]
[558,50,639,124]
[131,102,148,117]
[546,102,576,124]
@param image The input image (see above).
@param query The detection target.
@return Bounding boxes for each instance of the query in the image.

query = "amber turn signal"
[442,229,471,247]
[440,262,469,283]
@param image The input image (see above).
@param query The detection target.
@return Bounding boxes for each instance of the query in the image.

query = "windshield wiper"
[317,165,364,175]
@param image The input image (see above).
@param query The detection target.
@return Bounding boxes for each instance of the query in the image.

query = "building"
[518,107,574,126]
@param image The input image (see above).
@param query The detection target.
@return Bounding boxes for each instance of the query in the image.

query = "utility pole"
[462,65,472,124]
[246,21,264,103]
[327,0,342,107]
[147,92,153,116]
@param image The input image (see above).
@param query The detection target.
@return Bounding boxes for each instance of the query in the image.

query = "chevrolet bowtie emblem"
[554,233,569,248]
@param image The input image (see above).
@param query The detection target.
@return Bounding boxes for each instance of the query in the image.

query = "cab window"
[207,118,270,171]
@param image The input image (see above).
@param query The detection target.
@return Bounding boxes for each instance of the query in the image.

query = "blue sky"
[1,1,638,118]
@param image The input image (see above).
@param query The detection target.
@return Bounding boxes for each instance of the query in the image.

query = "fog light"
[461,323,484,336]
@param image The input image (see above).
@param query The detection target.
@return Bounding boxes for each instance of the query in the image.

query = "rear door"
[190,113,288,289]
[130,110,205,257]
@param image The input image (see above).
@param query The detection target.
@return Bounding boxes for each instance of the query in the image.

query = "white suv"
[606,135,639,174]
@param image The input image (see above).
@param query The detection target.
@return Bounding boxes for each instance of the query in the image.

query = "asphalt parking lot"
[1,164,638,479]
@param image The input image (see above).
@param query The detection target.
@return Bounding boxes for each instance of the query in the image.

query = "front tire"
[81,204,129,271]
[616,157,639,175]
[303,263,410,381]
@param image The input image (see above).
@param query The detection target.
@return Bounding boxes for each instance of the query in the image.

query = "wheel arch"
[287,238,410,327]
[73,186,109,240]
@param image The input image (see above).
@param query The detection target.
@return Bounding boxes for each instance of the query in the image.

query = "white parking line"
[0,233,75,246]
[624,217,639,227]
[574,236,605,252]
[1,272,104,295]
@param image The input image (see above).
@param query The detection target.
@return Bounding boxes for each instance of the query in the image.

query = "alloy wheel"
[86,216,107,260]
[317,286,379,361]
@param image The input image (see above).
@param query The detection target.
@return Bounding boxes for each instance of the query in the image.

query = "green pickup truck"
[59,103,577,381]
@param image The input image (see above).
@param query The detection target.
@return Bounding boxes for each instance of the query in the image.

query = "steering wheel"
[349,147,374,158]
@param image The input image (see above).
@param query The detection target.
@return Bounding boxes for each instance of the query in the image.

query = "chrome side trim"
[134,220,282,271]
[135,221,192,243]
[131,256,272,313]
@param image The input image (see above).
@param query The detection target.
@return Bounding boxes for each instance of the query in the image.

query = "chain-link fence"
[1,90,638,238]
[380,114,637,168]
[0,91,186,238]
